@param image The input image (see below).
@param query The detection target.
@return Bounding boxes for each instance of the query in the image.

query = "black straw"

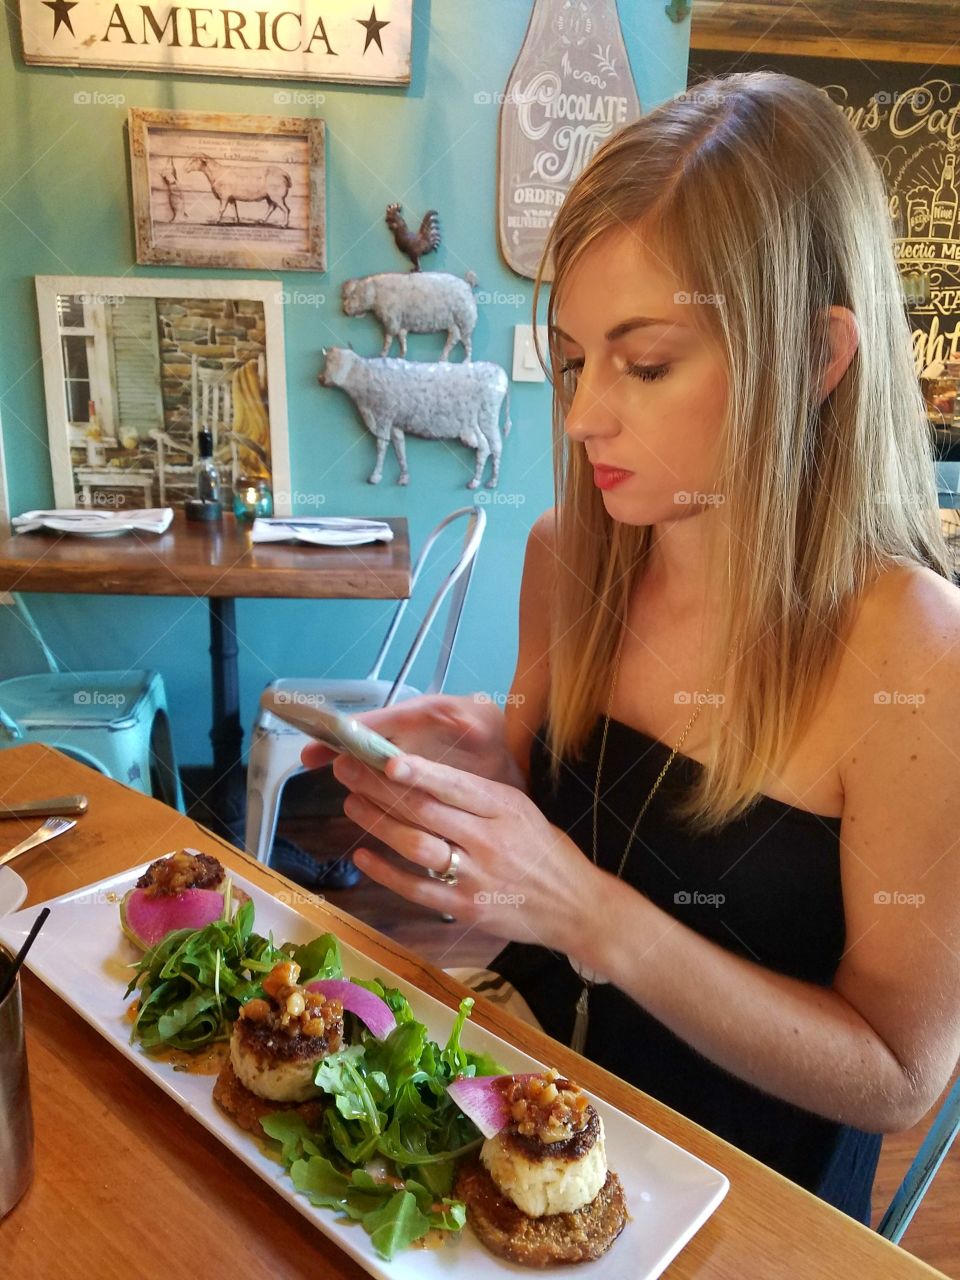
[0,907,50,1005]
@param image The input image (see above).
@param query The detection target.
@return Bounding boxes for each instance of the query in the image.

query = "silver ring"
[427,842,461,886]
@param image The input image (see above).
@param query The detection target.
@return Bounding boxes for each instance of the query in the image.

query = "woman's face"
[553,227,730,526]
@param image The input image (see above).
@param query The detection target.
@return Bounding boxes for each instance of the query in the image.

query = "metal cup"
[0,944,34,1217]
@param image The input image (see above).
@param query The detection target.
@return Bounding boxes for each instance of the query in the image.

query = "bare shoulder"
[528,507,557,555]
[846,560,960,667]
[518,508,559,603]
[505,509,557,783]
[833,560,960,762]
[516,507,557,658]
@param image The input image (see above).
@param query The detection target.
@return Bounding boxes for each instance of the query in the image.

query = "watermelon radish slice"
[307,978,396,1039]
[447,1074,542,1138]
[120,886,227,950]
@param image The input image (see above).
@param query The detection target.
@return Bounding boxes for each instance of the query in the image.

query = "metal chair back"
[365,506,486,706]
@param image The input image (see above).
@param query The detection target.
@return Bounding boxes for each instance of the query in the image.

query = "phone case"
[260,692,403,771]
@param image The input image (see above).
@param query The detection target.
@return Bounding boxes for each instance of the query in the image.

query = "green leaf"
[363,1190,431,1260]
[284,932,342,983]
[290,1155,351,1207]
[260,1112,316,1164]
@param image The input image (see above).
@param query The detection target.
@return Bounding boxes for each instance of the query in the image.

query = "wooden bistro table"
[0,512,411,841]
[0,744,947,1280]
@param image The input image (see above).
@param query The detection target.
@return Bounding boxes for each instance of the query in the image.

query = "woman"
[303,71,960,1223]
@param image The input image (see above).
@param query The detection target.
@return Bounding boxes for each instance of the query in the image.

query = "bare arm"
[571,569,960,1132]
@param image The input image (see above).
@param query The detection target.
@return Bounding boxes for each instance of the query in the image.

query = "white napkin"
[12,508,174,535]
[250,516,395,547]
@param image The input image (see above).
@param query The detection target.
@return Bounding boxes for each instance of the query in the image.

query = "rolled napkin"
[250,516,395,546]
[12,508,174,535]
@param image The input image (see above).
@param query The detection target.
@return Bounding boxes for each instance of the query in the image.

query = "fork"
[0,817,76,870]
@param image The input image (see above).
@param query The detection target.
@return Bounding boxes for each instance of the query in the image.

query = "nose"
[562,367,622,446]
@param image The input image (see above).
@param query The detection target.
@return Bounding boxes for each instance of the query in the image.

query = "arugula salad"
[123,894,505,1258]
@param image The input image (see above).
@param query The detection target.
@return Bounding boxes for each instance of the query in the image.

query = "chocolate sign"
[497,0,641,280]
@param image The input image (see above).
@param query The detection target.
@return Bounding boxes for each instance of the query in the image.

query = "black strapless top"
[490,717,882,1224]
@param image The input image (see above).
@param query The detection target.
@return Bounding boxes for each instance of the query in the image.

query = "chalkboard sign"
[689,52,960,377]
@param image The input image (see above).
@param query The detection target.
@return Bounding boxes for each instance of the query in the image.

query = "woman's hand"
[330,749,603,953]
[300,693,526,790]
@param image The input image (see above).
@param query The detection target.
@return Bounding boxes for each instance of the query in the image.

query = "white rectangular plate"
[0,867,729,1279]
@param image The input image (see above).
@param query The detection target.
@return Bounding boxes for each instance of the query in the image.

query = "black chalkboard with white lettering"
[689,52,960,382]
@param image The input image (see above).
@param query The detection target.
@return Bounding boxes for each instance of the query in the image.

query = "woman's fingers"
[382,753,505,818]
[301,741,335,769]
[331,753,437,826]
[343,793,452,875]
[334,753,497,849]
[353,846,459,913]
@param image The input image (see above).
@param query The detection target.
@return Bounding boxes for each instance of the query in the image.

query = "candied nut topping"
[241,960,343,1044]
[137,849,224,895]
[497,1069,591,1143]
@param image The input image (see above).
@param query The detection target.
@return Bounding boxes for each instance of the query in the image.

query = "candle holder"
[233,475,273,522]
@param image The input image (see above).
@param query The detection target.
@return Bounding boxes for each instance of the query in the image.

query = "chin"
[597,491,681,526]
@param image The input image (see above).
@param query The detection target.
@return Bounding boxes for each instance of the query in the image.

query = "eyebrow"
[552,316,685,343]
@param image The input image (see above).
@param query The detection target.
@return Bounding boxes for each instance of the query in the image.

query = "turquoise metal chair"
[877,1075,960,1243]
[0,595,184,811]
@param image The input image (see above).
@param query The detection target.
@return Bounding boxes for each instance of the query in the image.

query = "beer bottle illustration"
[497,0,641,279]
[929,150,959,239]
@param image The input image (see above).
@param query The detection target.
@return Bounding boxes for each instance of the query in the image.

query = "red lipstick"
[592,465,634,490]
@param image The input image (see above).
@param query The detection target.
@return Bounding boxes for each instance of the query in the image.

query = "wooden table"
[0,744,947,1279]
[0,513,411,837]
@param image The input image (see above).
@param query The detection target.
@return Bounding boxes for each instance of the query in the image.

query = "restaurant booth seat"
[0,595,184,811]
[245,506,486,864]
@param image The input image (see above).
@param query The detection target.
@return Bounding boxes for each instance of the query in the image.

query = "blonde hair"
[532,70,951,832]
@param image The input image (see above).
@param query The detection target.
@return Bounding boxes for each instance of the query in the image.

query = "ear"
[819,305,859,402]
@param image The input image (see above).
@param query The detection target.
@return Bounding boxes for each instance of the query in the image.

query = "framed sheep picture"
[129,109,326,272]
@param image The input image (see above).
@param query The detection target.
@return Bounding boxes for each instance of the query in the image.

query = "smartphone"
[260,690,403,771]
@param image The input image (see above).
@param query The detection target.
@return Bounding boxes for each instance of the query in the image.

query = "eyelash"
[558,360,670,383]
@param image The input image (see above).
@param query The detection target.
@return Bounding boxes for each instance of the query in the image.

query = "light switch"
[513,324,548,382]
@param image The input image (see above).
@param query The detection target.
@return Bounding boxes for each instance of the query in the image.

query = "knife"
[0,794,89,818]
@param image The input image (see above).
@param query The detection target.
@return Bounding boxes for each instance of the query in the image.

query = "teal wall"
[0,1,689,767]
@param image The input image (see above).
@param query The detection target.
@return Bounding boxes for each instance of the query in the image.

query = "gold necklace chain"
[570,638,718,1055]
[590,639,709,878]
